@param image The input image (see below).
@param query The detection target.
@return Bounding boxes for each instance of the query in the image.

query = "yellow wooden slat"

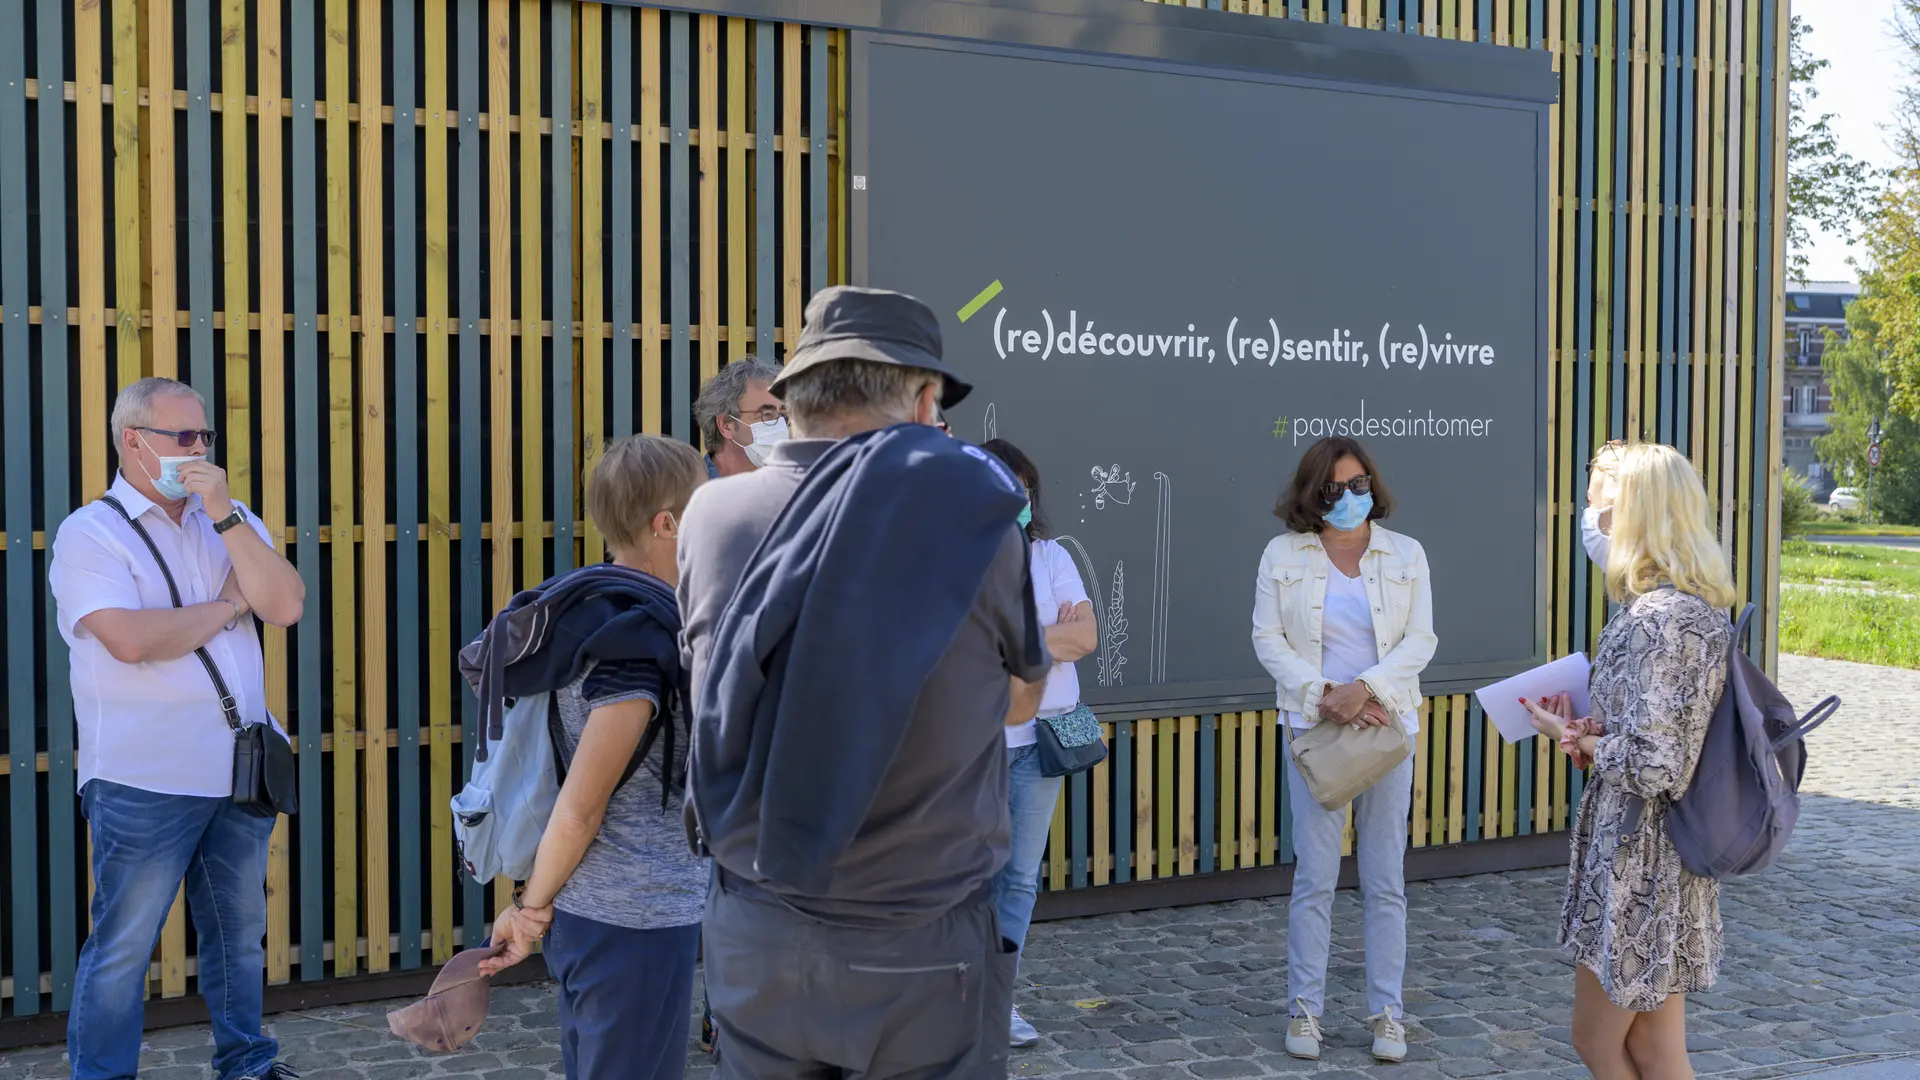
[520,0,546,590]
[782,24,802,351]
[1341,801,1354,858]
[159,887,187,998]
[257,0,292,986]
[423,0,455,967]
[222,0,251,497]
[1691,0,1712,464]
[489,0,515,624]
[1411,699,1430,847]
[1259,710,1277,865]
[699,14,720,385]
[1737,0,1760,602]
[1626,0,1647,439]
[1177,715,1196,877]
[77,0,107,500]
[1763,0,1789,672]
[147,0,177,378]
[1501,735,1519,837]
[1552,0,1574,659]
[360,0,393,976]
[640,8,663,435]
[1048,780,1068,891]
[1535,729,1553,833]
[830,30,847,284]
[1218,714,1236,872]
[1239,711,1257,867]
[1092,727,1111,886]
[324,0,360,978]
[1643,0,1665,443]
[1157,717,1176,879]
[1429,697,1448,847]
[1447,694,1467,846]
[1496,0,1510,46]
[1705,0,1726,508]
[1134,720,1154,881]
[726,19,748,364]
[1482,717,1501,839]
[581,3,605,563]
[112,0,144,383]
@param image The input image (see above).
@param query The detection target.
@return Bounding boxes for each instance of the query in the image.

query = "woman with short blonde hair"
[1527,442,1735,1080]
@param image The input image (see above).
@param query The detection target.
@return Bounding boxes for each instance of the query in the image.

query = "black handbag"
[101,496,298,818]
[1033,703,1107,778]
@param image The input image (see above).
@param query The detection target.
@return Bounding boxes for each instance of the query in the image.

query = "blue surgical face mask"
[1323,490,1373,532]
[1016,503,1033,530]
[138,434,195,501]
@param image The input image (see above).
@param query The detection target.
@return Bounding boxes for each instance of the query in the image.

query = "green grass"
[1803,520,1920,538]
[1779,541,1920,669]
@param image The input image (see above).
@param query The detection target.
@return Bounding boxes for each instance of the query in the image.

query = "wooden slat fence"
[0,0,1787,1019]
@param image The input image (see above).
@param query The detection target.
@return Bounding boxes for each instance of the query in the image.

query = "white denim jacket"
[1249,525,1439,722]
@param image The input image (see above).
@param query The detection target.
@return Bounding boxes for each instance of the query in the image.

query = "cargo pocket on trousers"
[844,958,980,1075]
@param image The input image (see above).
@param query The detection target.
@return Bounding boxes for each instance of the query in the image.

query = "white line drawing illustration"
[983,403,997,443]
[1089,464,1136,509]
[1099,561,1129,686]
[1149,472,1172,683]
[1054,534,1106,645]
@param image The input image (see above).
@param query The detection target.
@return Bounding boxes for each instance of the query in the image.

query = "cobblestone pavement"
[4,655,1916,1080]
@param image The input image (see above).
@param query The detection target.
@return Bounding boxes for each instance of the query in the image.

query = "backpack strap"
[100,495,245,736]
[546,690,654,793]
[1771,694,1840,752]
[1731,603,1757,649]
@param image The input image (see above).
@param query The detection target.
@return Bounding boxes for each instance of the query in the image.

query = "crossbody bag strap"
[100,495,245,735]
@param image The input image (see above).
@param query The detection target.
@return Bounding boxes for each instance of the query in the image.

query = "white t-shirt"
[1007,537,1093,748]
[1283,570,1420,736]
[49,474,283,796]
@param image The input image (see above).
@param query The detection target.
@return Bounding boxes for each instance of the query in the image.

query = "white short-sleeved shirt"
[49,473,281,797]
[1007,537,1094,748]
[1282,570,1420,736]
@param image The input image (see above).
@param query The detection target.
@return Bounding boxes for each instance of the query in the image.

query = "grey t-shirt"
[550,659,707,930]
[677,438,1051,928]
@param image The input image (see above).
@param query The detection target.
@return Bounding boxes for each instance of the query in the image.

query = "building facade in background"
[1783,281,1856,499]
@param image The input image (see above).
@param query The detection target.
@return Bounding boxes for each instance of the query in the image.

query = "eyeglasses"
[733,405,787,425]
[1319,475,1372,503]
[138,426,218,449]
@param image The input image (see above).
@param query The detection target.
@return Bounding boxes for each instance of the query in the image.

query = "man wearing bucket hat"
[677,286,1051,1079]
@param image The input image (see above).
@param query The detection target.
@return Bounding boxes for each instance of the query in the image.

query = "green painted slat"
[1198,715,1215,876]
[551,0,576,574]
[1069,770,1089,889]
[1517,729,1535,837]
[808,27,827,298]
[1289,1,1303,21]
[36,0,78,1007]
[609,7,635,440]
[392,0,424,973]
[1113,722,1131,885]
[754,22,775,359]
[670,13,692,441]
[1465,699,1484,842]
[1659,0,1680,446]
[1572,0,1596,653]
[1330,0,1344,25]
[1610,0,1629,443]
[186,0,216,390]
[3,16,41,1018]
[1533,0,1545,47]
[289,0,327,982]
[1676,0,1696,454]
[1479,0,1492,42]
[1750,0,1779,636]
[458,0,486,945]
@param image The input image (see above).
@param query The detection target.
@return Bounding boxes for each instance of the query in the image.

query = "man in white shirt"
[49,377,306,1080]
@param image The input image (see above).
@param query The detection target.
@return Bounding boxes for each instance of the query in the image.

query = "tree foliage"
[1788,15,1876,282]
[1815,311,1920,525]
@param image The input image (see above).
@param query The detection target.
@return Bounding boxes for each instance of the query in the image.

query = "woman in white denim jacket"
[1250,437,1437,1065]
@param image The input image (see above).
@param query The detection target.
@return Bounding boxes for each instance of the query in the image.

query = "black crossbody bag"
[102,496,298,818]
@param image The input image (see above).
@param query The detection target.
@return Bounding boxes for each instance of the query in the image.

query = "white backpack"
[451,693,561,883]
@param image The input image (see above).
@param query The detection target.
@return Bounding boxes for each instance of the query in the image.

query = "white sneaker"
[1009,1006,1039,1048]
[1368,1009,1408,1063]
[1285,999,1322,1060]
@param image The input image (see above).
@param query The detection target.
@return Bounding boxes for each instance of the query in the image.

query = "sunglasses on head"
[1589,439,1627,469]
[139,426,218,449]
[1320,475,1372,503]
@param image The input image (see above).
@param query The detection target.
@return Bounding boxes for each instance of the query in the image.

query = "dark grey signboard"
[853,30,1551,714]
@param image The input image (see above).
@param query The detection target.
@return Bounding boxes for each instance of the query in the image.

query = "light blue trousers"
[1282,731,1416,1019]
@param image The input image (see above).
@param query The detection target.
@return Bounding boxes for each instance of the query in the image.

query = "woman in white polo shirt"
[980,439,1097,1050]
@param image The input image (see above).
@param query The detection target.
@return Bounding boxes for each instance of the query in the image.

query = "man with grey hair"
[692,358,785,478]
[49,377,306,1080]
[678,287,1049,1078]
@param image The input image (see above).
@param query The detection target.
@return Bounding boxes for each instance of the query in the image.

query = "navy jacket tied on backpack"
[690,423,1039,897]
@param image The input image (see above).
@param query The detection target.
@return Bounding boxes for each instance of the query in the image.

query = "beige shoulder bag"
[1287,713,1411,811]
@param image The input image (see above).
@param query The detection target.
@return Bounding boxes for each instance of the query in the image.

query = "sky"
[1794,0,1906,284]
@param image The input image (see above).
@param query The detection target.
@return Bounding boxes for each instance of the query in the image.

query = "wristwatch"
[212,506,248,535]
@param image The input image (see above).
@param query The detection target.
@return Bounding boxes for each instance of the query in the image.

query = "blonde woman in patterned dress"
[1523,443,1736,1080]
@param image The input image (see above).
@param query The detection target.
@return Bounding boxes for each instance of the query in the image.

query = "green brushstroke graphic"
[956,280,1004,324]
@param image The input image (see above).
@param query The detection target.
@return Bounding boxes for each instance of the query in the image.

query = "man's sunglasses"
[138,426,218,449]
[1320,475,1372,503]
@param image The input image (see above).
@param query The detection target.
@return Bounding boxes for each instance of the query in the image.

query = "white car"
[1828,487,1863,513]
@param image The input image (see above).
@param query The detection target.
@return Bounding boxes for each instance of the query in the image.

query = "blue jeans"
[68,780,278,1080]
[1283,731,1416,1019]
[990,744,1063,968]
[545,911,700,1080]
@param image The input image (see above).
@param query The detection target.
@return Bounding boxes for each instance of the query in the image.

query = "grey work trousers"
[703,870,1015,1079]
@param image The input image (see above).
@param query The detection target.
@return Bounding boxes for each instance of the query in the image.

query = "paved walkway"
[4,655,1916,1080]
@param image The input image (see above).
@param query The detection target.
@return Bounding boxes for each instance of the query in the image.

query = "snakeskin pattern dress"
[1561,587,1731,1011]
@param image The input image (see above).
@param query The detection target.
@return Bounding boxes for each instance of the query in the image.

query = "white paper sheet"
[1474,653,1593,744]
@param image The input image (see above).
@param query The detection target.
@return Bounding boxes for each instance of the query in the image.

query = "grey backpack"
[1632,604,1839,879]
